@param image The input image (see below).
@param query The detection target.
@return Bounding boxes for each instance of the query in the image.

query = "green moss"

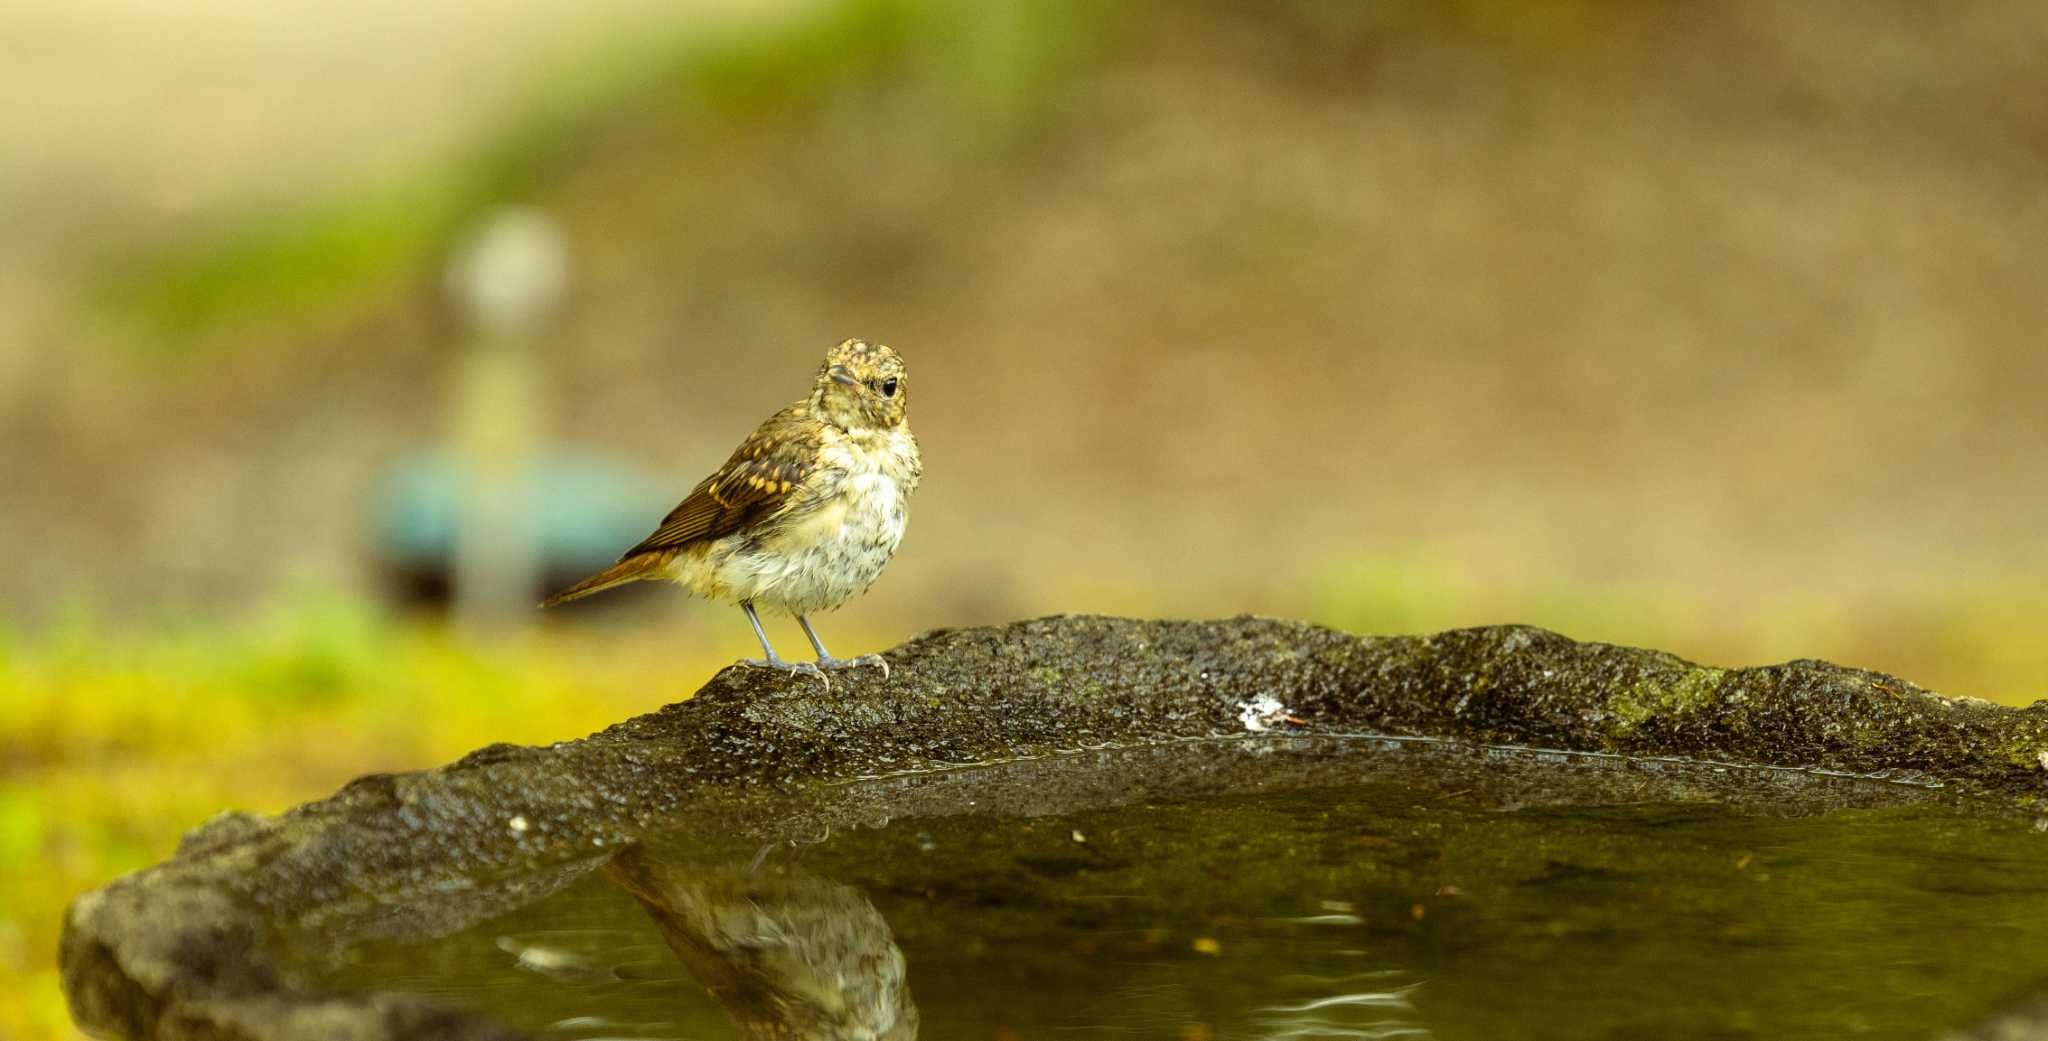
[2001,740,2048,771]
[1607,666,1725,732]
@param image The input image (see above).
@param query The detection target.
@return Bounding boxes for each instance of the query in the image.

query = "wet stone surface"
[58,617,2048,1040]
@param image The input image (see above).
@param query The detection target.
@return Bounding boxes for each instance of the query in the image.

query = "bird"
[542,338,921,686]
[606,847,919,1040]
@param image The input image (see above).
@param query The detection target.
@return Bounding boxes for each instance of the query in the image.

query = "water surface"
[307,739,2048,1040]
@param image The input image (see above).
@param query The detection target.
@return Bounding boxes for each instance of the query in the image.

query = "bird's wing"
[625,406,821,556]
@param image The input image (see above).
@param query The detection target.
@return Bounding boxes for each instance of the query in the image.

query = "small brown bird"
[543,339,921,684]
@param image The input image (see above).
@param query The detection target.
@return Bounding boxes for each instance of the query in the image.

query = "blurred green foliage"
[112,179,470,344]
[101,0,1102,348]
[0,596,715,1038]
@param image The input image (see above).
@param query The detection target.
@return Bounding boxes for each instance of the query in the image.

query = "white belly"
[683,466,912,615]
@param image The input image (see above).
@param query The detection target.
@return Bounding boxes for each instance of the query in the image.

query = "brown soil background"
[4,0,2045,699]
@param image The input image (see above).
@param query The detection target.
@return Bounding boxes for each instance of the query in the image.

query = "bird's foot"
[740,657,830,690]
[817,653,890,680]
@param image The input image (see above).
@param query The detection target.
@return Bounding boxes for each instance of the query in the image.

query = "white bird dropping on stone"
[1239,694,1290,732]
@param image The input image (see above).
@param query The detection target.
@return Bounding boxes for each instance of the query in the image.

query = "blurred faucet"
[445,207,567,635]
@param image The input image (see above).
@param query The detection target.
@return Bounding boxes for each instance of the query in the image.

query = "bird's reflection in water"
[603,846,919,1041]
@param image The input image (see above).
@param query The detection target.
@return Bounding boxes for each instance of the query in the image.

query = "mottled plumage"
[543,339,920,682]
[631,409,829,557]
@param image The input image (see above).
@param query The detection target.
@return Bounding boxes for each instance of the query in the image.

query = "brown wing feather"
[625,405,820,556]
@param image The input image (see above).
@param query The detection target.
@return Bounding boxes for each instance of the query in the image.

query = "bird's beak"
[828,365,859,387]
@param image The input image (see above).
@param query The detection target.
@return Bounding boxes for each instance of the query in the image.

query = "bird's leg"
[738,602,828,689]
[796,614,889,678]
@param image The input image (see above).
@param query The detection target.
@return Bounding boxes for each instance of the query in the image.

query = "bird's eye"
[880,377,899,398]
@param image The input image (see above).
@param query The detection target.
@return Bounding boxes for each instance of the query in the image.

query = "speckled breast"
[745,429,918,614]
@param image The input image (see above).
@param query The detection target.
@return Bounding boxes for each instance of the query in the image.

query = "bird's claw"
[818,653,890,679]
[740,658,831,690]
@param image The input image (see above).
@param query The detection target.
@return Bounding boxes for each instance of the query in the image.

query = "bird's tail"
[540,551,669,608]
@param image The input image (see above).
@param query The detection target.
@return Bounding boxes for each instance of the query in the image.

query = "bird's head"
[812,338,909,431]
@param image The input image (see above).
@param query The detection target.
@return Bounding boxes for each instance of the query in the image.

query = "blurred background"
[5,0,2047,1033]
